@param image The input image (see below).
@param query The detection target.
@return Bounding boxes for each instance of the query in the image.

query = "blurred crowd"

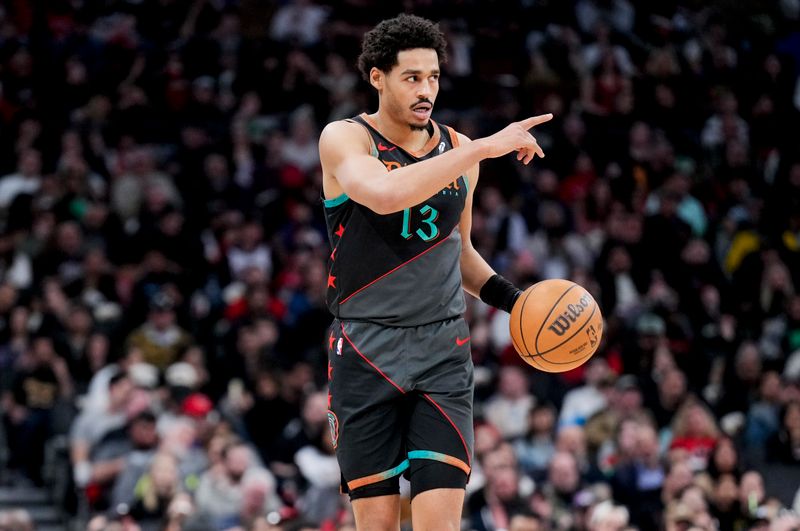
[1,0,800,530]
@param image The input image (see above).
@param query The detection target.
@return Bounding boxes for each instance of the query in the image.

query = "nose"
[417,79,432,100]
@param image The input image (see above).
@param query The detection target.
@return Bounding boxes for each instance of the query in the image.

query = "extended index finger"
[519,113,553,130]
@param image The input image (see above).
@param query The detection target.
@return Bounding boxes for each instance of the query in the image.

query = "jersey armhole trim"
[323,193,350,208]
[446,126,469,195]
[346,117,380,158]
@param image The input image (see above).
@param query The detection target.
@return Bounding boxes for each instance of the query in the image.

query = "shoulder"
[319,119,371,149]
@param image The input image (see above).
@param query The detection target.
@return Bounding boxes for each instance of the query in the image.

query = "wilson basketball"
[509,279,603,373]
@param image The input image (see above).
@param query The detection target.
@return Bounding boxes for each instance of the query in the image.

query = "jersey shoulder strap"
[345,116,379,158]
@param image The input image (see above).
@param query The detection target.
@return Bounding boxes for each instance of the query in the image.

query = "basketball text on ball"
[509,278,604,373]
[547,294,593,336]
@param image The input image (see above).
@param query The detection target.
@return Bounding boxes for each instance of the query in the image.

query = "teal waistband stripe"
[324,193,350,207]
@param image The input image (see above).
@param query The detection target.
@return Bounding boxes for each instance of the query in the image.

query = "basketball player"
[320,14,551,530]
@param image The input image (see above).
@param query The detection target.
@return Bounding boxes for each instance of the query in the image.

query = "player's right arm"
[319,114,552,215]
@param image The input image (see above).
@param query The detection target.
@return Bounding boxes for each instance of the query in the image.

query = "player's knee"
[408,460,468,499]
[350,481,401,531]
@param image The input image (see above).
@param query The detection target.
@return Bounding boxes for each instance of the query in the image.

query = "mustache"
[410,99,433,109]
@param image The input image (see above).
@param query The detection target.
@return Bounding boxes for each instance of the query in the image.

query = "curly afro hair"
[357,14,448,81]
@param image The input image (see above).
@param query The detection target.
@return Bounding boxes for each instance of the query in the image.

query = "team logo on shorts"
[327,410,339,448]
[336,337,343,356]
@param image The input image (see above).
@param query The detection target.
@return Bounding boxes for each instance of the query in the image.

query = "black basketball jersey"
[323,113,469,326]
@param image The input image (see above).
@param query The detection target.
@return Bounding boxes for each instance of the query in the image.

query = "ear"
[369,67,383,91]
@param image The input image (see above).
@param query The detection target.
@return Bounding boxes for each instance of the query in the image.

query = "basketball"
[509,279,603,373]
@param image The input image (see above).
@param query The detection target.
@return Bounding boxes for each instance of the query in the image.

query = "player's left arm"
[457,132,523,312]
[457,134,496,299]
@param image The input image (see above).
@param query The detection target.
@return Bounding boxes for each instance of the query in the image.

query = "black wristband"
[479,274,523,313]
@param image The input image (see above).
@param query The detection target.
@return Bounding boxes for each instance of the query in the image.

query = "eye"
[407,76,417,82]
[431,74,440,81]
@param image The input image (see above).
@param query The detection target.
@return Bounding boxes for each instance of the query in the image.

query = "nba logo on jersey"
[438,142,445,153]
[336,337,343,356]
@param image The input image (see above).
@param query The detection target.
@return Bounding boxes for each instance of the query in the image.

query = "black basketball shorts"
[326,317,475,499]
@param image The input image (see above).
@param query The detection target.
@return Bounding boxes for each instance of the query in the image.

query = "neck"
[368,109,431,152]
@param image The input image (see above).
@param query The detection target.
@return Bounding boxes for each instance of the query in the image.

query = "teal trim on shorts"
[347,459,410,490]
[408,450,471,474]
[324,193,350,208]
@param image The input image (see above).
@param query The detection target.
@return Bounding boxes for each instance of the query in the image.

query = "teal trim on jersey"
[462,174,469,195]
[370,143,379,158]
[323,193,350,208]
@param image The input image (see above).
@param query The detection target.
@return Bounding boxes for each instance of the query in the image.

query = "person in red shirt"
[668,397,720,471]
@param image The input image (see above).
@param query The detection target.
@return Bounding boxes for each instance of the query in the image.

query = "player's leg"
[405,393,473,530]
[352,494,401,531]
[328,320,409,530]
[405,317,475,530]
[411,488,465,531]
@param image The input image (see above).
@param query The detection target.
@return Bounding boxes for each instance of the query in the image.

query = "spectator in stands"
[668,398,720,472]
[294,425,341,523]
[126,452,182,530]
[3,334,72,485]
[194,441,277,527]
[548,451,587,529]
[484,366,536,440]
[0,149,42,211]
[109,410,160,510]
[514,402,556,481]
[467,442,529,531]
[126,292,193,371]
[587,500,629,531]
[559,357,613,427]
[611,422,665,530]
[706,435,742,479]
[0,509,34,531]
[766,401,800,465]
[70,372,133,492]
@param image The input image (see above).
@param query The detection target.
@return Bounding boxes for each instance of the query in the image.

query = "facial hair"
[409,98,433,131]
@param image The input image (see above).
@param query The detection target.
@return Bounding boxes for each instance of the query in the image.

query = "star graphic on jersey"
[327,392,332,408]
[327,274,336,288]
[327,362,333,381]
[330,248,337,261]
[335,224,345,238]
[329,333,335,350]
